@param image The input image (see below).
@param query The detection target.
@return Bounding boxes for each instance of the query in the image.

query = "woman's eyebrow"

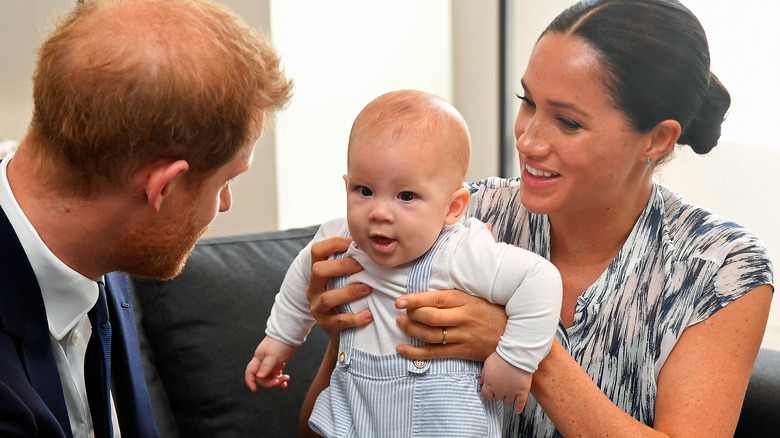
[520,79,590,119]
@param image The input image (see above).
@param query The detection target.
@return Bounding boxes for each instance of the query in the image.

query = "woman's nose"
[515,117,550,157]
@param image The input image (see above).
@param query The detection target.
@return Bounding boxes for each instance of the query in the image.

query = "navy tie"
[85,281,113,438]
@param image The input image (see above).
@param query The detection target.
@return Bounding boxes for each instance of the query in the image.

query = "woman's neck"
[548,182,653,267]
[548,183,653,327]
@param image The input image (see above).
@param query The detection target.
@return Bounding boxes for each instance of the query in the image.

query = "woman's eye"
[516,93,536,109]
[558,117,582,131]
[358,186,372,196]
[398,191,416,201]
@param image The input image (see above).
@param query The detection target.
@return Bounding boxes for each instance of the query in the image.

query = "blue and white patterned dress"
[462,177,775,438]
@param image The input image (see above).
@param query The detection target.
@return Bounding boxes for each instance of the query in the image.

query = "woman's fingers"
[307,257,363,303]
[396,289,471,312]
[395,312,447,344]
[310,235,352,262]
[309,276,372,337]
[306,236,372,339]
[316,282,371,312]
[307,236,358,302]
[306,235,361,305]
[395,289,507,362]
[395,312,474,360]
[318,307,374,332]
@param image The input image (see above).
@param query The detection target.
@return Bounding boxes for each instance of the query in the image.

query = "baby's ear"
[444,188,470,225]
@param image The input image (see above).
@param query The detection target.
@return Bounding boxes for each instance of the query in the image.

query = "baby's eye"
[357,186,372,196]
[398,191,416,201]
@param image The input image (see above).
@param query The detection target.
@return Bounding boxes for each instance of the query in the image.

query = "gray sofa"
[129,226,779,437]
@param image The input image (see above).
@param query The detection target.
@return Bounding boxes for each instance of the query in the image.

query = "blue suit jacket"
[0,204,159,437]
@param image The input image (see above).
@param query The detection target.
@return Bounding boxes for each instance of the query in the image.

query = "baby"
[245,90,562,437]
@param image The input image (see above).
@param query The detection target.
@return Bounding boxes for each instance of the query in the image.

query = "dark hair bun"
[677,74,731,154]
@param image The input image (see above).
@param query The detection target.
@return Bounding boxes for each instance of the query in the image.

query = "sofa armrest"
[131,226,328,438]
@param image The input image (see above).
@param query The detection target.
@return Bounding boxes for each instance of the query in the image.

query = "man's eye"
[398,191,416,201]
[358,186,372,196]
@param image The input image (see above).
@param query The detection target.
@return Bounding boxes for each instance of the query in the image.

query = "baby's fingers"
[513,393,528,414]
[256,356,280,379]
[244,359,261,391]
[255,372,291,389]
[480,385,495,401]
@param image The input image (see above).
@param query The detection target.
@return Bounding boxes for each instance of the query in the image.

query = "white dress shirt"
[0,154,120,437]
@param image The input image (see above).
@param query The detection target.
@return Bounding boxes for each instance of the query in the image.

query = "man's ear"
[645,119,681,163]
[444,187,470,225]
[144,160,190,213]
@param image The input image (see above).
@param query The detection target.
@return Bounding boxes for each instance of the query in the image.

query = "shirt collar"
[0,154,98,340]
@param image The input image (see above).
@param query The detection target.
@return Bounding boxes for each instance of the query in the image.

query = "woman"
[302,0,774,436]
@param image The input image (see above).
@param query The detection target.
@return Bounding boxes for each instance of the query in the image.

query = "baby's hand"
[480,352,533,414]
[244,336,296,391]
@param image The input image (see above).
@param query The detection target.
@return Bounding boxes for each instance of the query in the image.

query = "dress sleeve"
[689,226,774,327]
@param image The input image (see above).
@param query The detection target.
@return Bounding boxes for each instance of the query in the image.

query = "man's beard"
[116,195,208,280]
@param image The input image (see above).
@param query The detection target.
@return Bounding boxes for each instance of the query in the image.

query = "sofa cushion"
[133,225,327,438]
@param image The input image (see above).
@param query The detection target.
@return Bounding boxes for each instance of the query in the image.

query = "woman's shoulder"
[463,177,523,215]
[657,185,771,265]
[464,176,522,193]
[462,177,543,249]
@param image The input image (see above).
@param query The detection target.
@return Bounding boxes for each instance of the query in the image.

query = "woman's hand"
[306,235,373,342]
[301,235,374,437]
[394,289,507,362]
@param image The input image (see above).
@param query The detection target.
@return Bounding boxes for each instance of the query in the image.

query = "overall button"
[413,359,427,369]
[339,351,347,364]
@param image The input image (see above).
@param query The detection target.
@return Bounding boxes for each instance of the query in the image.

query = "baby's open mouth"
[370,235,396,253]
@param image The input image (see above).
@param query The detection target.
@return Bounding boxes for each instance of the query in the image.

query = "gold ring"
[442,328,448,345]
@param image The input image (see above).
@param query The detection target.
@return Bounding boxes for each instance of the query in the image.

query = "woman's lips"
[521,162,560,190]
[525,163,559,178]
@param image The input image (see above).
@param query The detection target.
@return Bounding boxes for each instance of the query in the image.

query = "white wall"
[452,0,500,181]
[0,1,70,142]
[206,0,279,236]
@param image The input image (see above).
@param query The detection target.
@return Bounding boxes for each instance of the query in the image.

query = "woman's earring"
[646,156,651,165]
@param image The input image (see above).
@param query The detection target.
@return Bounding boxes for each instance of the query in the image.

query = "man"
[0,0,292,436]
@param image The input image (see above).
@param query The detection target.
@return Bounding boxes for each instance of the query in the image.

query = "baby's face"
[345,140,458,268]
